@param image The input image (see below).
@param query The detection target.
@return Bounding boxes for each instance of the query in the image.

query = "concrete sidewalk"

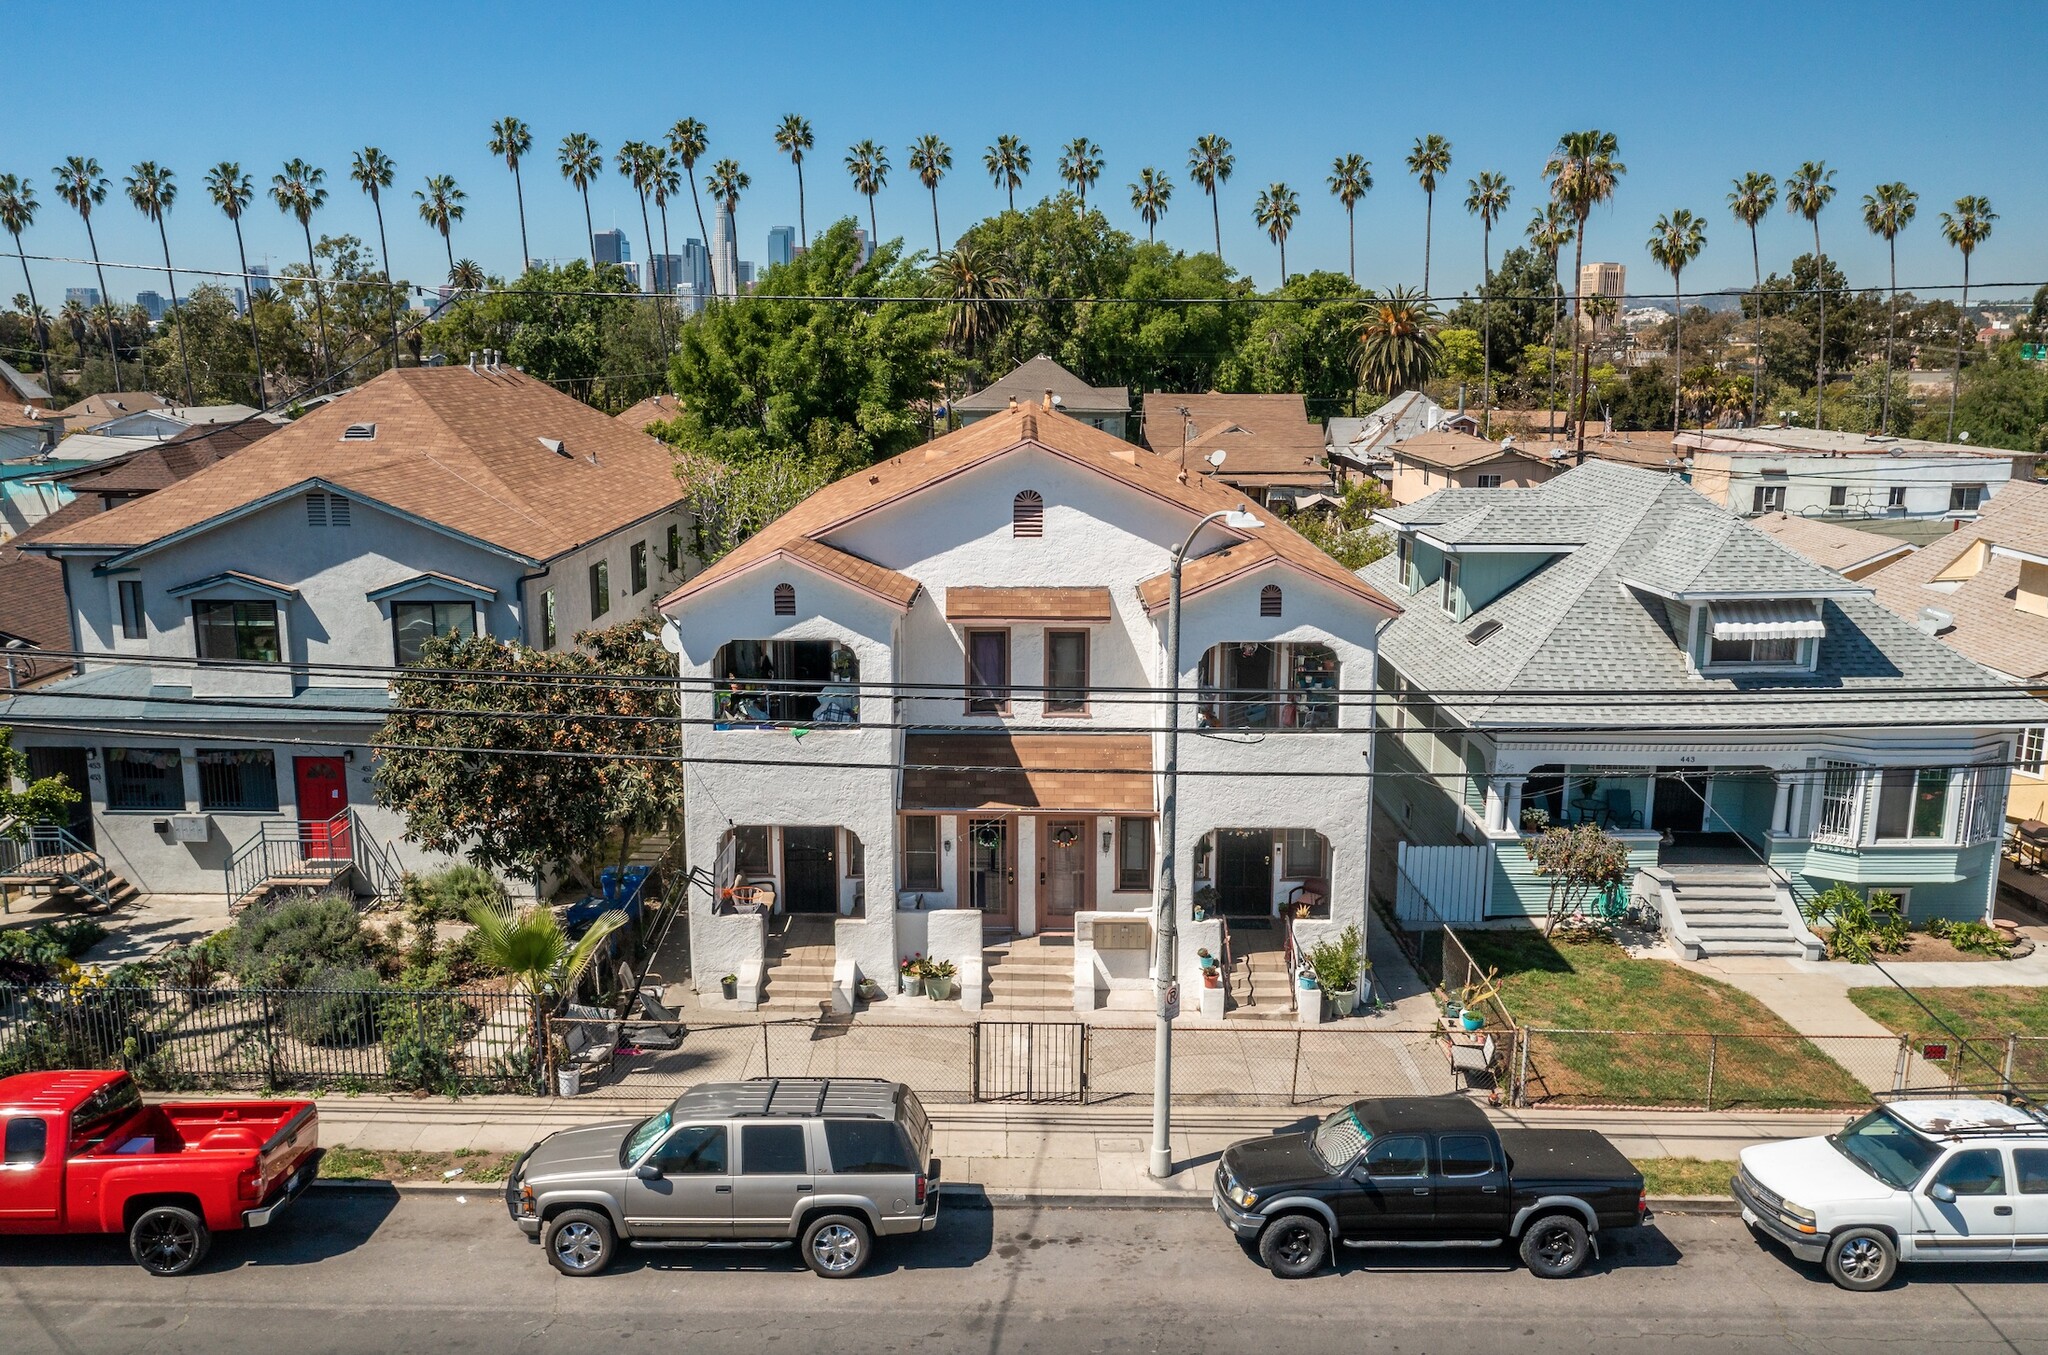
[313,1094,1844,1203]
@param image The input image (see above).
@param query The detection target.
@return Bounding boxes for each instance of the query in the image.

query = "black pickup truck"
[1213,1095,1648,1277]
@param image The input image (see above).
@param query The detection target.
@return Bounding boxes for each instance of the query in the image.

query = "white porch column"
[1483,778,1505,833]
[1770,774,1793,835]
[1505,778,1526,833]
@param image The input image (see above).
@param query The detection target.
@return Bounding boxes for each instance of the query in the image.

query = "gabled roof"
[1753,513,1915,577]
[662,401,1399,619]
[954,355,1129,415]
[1362,460,2043,731]
[1140,392,1328,484]
[1865,479,2048,681]
[0,359,51,404]
[1417,502,1599,550]
[1390,429,1553,472]
[45,418,277,497]
[56,391,166,427]
[1621,505,1870,598]
[31,366,690,564]
[616,393,683,431]
[1327,391,1445,461]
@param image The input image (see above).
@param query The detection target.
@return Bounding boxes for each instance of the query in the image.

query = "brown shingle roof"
[1139,393,1329,485]
[1752,513,1915,577]
[953,355,1129,415]
[35,366,688,563]
[1865,479,2048,680]
[944,587,1113,622]
[902,733,1153,812]
[56,391,166,429]
[616,393,683,431]
[1391,428,1554,472]
[660,401,1398,619]
[47,418,277,497]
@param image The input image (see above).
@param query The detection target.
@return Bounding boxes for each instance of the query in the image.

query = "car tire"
[129,1205,210,1277]
[544,1208,617,1277]
[1824,1228,1898,1292]
[801,1213,873,1278]
[1520,1214,1590,1278]
[1257,1214,1330,1278]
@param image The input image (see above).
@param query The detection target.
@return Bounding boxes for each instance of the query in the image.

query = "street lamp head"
[1223,505,1262,530]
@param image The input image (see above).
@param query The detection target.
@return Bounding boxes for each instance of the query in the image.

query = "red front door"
[294,756,351,859]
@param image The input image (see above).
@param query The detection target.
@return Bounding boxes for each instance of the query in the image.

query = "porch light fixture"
[1102,830,1114,854]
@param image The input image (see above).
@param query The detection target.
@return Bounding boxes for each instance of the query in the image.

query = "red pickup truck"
[0,1070,322,1275]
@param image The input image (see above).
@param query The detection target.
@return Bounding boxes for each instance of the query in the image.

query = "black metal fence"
[0,982,538,1094]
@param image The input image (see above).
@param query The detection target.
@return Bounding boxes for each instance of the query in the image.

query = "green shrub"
[1925,916,2013,958]
[0,925,75,983]
[1306,925,1365,992]
[381,992,465,1093]
[219,894,372,988]
[54,918,105,957]
[1805,884,1909,963]
[284,967,385,1047]
[153,943,219,993]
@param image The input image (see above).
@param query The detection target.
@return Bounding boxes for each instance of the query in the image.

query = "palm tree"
[983,135,1030,212]
[1861,182,1917,432]
[774,114,814,245]
[667,119,712,277]
[1940,194,1996,439]
[270,158,332,383]
[466,898,625,1065]
[1187,134,1234,263]
[908,135,951,256]
[1326,154,1372,282]
[558,133,603,267]
[350,147,400,363]
[414,174,466,281]
[1526,203,1574,425]
[650,146,681,292]
[845,140,890,250]
[1253,182,1300,284]
[929,242,1017,366]
[1783,160,1837,425]
[13,298,49,384]
[616,141,662,304]
[1129,168,1172,243]
[1354,286,1442,395]
[705,160,749,297]
[1647,208,1708,432]
[58,296,89,358]
[0,175,50,387]
[1058,138,1103,210]
[51,156,123,389]
[1543,129,1625,452]
[1406,134,1453,295]
[448,258,486,293]
[1727,171,1777,426]
[123,162,194,405]
[1464,170,1512,434]
[488,117,534,270]
[205,163,265,406]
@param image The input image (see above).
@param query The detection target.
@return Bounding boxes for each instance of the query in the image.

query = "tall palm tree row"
[705,159,749,298]
[1463,170,1511,433]
[557,133,603,268]
[773,114,814,246]
[1525,203,1573,423]
[51,156,124,389]
[1861,181,1917,432]
[1646,208,1707,433]
[204,162,264,406]
[1187,134,1233,264]
[1543,129,1625,452]
[1057,137,1102,210]
[270,158,332,384]
[1129,168,1172,243]
[1326,154,1372,283]
[1406,134,1452,295]
[349,147,400,361]
[415,174,466,280]
[1726,171,1776,427]
[649,145,681,307]
[1253,182,1300,284]
[908,135,951,256]
[487,117,533,271]
[1783,160,1836,426]
[983,135,1030,213]
[1940,195,1995,439]
[0,174,52,385]
[667,119,712,285]
[123,161,195,405]
[844,140,889,249]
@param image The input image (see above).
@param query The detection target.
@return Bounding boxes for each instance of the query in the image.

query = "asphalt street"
[4,1193,2045,1355]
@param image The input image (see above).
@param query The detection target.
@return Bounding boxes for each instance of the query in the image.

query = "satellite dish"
[1206,449,1227,468]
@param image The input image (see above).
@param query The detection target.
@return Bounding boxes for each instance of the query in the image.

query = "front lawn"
[1848,986,2048,1088]
[1457,928,1872,1110]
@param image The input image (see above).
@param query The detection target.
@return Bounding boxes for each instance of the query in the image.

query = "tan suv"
[505,1078,939,1278]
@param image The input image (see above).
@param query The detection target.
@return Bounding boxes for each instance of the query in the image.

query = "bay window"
[1874,767,1950,841]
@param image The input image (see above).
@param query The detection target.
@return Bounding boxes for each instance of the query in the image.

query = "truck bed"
[1498,1128,1645,1229]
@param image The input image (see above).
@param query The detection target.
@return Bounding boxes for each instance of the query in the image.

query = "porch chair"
[559,1002,621,1075]
[1286,877,1330,918]
[1603,788,1643,830]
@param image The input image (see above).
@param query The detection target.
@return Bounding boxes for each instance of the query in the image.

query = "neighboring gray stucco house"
[0,363,697,897]
[953,355,1130,438]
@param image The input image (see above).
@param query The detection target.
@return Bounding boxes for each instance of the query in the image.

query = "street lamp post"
[1152,502,1262,1180]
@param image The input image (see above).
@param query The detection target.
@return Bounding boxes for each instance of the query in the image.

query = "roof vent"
[468,351,478,373]
[539,437,568,457]
[340,422,377,441]
[1467,620,1503,645]
[1917,605,1955,636]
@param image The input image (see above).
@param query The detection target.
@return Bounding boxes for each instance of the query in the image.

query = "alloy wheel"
[553,1221,605,1271]
[811,1224,861,1273]
[1276,1224,1317,1267]
[137,1216,198,1271]
[1538,1227,1578,1270]
[1838,1237,1885,1282]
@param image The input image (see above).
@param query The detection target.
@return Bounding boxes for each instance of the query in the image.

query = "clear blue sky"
[10,0,2043,307]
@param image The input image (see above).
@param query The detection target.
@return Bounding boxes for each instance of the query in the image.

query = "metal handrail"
[0,823,114,909]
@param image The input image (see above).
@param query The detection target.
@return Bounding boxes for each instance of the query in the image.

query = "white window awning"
[1711,598,1826,641]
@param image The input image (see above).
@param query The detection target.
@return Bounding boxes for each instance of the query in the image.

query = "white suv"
[1734,1098,2048,1290]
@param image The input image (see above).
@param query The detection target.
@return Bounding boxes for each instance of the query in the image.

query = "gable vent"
[307,492,352,528]
[1259,584,1283,618]
[1013,490,1044,538]
[340,422,377,441]
[773,582,796,616]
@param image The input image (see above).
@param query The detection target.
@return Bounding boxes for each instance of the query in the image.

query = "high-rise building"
[621,261,643,291]
[65,287,101,309]
[135,290,166,321]
[648,253,685,294]
[1578,262,1626,302]
[229,287,247,314]
[593,228,631,267]
[737,261,755,289]
[767,226,796,269]
[852,227,874,267]
[711,208,739,299]
[246,264,273,296]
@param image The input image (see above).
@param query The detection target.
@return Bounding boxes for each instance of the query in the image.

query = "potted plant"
[1306,925,1364,1017]
[923,957,956,1001]
[1192,884,1218,922]
[550,1035,580,1097]
[900,953,924,997]
[1196,947,1217,971]
[718,973,738,1001]
[856,976,883,1003]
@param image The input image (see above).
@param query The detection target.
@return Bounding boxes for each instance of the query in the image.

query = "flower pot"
[1460,1009,1485,1033]
[903,975,924,996]
[927,975,954,1001]
[719,978,738,1001]
[1327,982,1360,1016]
[556,1066,581,1097]
[1202,970,1221,989]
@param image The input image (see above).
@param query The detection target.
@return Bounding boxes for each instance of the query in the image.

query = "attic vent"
[539,437,568,457]
[306,492,352,528]
[340,422,377,441]
[1467,620,1503,645]
[1013,490,1044,538]
[773,582,796,616]
[1260,584,1283,618]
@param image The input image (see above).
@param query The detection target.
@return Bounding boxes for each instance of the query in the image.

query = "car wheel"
[129,1205,210,1277]
[1824,1228,1897,1292]
[544,1209,617,1277]
[1257,1214,1329,1278]
[1520,1215,1590,1278]
[801,1214,873,1278]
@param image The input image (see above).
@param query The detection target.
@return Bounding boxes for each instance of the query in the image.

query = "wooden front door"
[293,756,351,859]
[1040,817,1091,923]
[782,826,838,913]
[964,817,1014,926]
[1215,830,1273,917]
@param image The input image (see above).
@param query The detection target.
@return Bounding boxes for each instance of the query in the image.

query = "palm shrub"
[1924,916,2013,958]
[465,899,626,1007]
[1804,884,1909,963]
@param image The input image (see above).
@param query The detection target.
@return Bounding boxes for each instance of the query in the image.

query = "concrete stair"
[982,936,1077,1014]
[761,918,836,1012]
[1225,937,1298,1021]
[1649,865,1825,960]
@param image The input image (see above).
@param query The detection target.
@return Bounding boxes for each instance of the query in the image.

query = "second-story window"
[631,542,649,594]
[193,599,280,663]
[118,580,145,640]
[392,601,476,666]
[1441,557,1460,616]
[1045,631,1089,714]
[1752,484,1786,514]
[1197,642,1338,730]
[590,561,610,618]
[1950,483,1985,513]
[966,630,1010,713]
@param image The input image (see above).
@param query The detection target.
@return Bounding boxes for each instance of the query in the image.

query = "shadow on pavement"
[608,1194,992,1278]
[0,1187,399,1274]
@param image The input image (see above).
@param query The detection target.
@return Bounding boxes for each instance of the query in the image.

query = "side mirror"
[635,1163,663,1181]
[1929,1182,1956,1204]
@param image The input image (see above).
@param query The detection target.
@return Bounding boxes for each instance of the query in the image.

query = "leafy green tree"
[1290,479,1393,570]
[955,197,1139,374]
[1912,342,2048,451]
[423,259,657,410]
[1437,326,1482,388]
[1078,242,1242,398]
[0,727,80,842]
[1444,246,1559,399]
[1217,270,1365,417]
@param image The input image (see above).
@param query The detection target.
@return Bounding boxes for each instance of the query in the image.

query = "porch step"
[1660,866,1822,960]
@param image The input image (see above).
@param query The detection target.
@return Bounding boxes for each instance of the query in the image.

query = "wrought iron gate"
[972,1021,1086,1103]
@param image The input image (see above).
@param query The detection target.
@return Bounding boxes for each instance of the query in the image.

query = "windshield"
[1830,1109,1941,1190]
[1310,1106,1373,1173]
[620,1110,673,1166]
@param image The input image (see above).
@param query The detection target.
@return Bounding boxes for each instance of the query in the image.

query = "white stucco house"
[0,362,696,899]
[658,397,1400,1014]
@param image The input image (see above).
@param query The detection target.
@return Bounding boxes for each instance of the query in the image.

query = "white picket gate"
[1394,842,1492,927]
